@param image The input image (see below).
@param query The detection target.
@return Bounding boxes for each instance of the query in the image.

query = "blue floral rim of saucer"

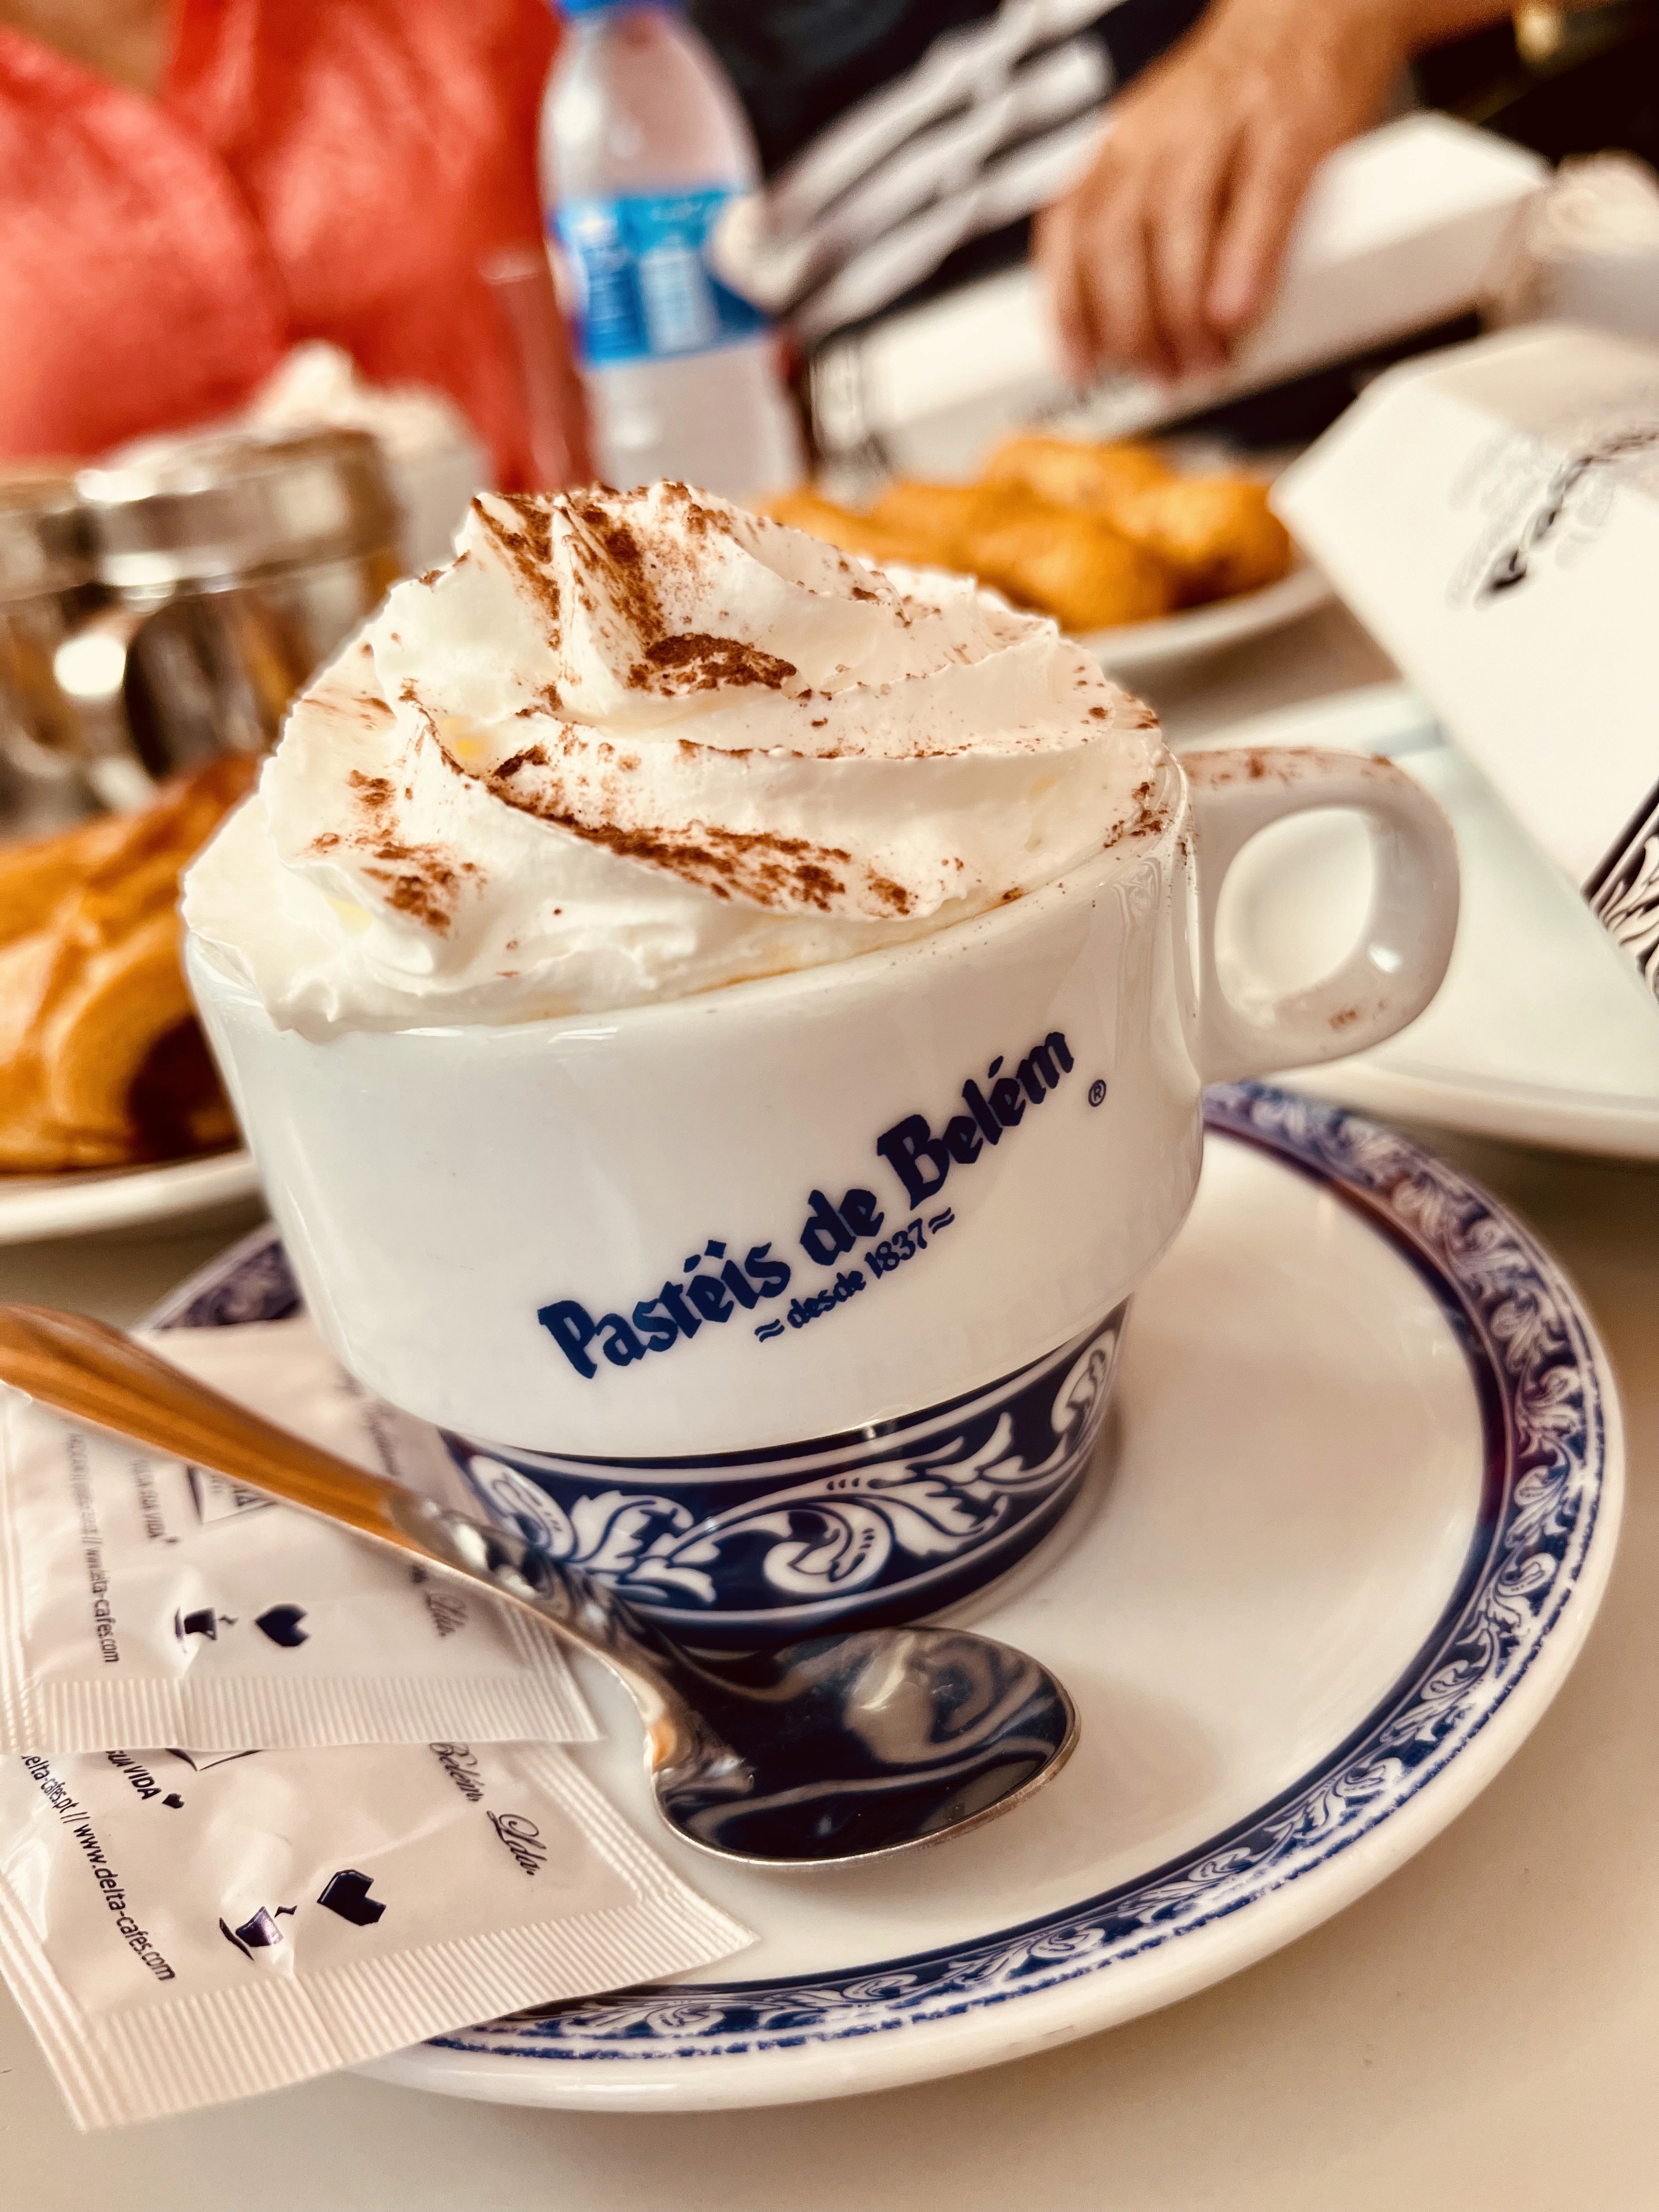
[150,1081,1613,2073]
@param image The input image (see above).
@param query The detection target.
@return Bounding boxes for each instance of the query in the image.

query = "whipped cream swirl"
[184,482,1166,1035]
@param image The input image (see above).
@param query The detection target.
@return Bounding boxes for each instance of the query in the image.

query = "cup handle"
[1184,744,1459,1085]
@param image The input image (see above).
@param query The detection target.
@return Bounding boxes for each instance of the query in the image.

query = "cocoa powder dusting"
[498,493,553,567]
[475,496,562,642]
[627,631,797,696]
[359,839,479,935]
[659,482,729,540]
[339,757,481,935]
[495,743,551,779]
[313,679,394,742]
[364,867,453,932]
[482,758,894,913]
[1101,776,1170,853]
[566,493,664,648]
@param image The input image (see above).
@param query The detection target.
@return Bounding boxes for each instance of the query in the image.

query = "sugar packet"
[0,1318,595,1752]
[0,1738,754,2128]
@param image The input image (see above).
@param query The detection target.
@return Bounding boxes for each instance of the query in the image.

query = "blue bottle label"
[555,187,769,367]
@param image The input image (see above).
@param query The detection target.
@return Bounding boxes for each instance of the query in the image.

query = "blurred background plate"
[0,1148,259,1245]
[1179,682,1659,1158]
[1080,560,1331,679]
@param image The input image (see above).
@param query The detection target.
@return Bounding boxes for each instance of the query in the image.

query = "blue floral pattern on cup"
[445,1308,1126,1646]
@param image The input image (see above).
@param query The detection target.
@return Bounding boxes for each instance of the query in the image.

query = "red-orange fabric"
[0,1,560,484]
[0,30,284,463]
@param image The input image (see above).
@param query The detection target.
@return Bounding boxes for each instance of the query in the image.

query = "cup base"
[449,1305,1127,1650]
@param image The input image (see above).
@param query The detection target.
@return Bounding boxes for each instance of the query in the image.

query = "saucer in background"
[1080,560,1332,680]
[1183,683,1659,1158]
[0,1149,260,1245]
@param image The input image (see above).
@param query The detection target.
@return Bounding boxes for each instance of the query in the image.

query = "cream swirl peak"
[183,482,1168,1034]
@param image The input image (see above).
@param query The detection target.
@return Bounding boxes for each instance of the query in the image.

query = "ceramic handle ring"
[1184,744,1460,1084]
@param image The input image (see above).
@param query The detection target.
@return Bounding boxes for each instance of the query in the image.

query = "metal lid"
[0,472,94,603]
[77,427,399,591]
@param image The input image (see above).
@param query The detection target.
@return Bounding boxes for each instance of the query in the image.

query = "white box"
[813,114,1546,477]
[1273,321,1659,995]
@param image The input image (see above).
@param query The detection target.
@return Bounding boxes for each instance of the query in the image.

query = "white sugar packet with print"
[0,1318,594,1752]
[0,1738,753,2128]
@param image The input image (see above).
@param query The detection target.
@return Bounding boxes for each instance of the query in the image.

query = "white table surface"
[4,606,1657,2209]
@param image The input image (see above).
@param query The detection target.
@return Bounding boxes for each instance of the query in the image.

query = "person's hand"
[1034,0,1413,384]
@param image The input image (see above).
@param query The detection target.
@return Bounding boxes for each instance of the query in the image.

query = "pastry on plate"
[1104,476,1293,605]
[0,754,256,1172]
[985,435,1293,603]
[971,507,1173,631]
[984,433,1174,511]
[755,489,928,567]
[753,436,1291,629]
[866,479,1039,567]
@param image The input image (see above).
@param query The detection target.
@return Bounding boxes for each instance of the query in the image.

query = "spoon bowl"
[651,1624,1077,1865]
[0,1304,1079,1868]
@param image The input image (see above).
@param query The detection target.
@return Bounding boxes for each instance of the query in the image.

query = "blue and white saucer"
[155,1083,1622,2112]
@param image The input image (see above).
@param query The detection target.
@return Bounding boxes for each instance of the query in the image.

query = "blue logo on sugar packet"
[537,1028,1087,1381]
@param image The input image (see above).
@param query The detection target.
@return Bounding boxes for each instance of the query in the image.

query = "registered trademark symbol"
[1088,1079,1108,1108]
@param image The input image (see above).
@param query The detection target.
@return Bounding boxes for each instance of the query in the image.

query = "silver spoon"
[0,1304,1078,1870]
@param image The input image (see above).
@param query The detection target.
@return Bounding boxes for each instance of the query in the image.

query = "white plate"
[1184,684,1659,1159]
[155,1084,1621,2110]
[0,1149,261,1245]
[1078,561,1331,677]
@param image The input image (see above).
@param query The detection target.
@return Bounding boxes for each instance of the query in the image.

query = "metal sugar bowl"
[0,472,102,819]
[62,428,402,807]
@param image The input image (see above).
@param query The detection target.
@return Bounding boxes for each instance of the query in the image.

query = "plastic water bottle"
[541,0,804,500]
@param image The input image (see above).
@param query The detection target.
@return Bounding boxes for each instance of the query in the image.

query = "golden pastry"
[984,434,1174,511]
[0,754,255,1172]
[972,509,1174,632]
[1105,477,1293,605]
[865,479,1039,567]
[754,446,1288,629]
[755,489,928,567]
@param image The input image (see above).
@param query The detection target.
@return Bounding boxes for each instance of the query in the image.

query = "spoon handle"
[0,1302,442,1547]
[0,1303,675,1718]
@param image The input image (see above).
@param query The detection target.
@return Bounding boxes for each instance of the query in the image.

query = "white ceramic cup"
[189,742,1456,1641]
